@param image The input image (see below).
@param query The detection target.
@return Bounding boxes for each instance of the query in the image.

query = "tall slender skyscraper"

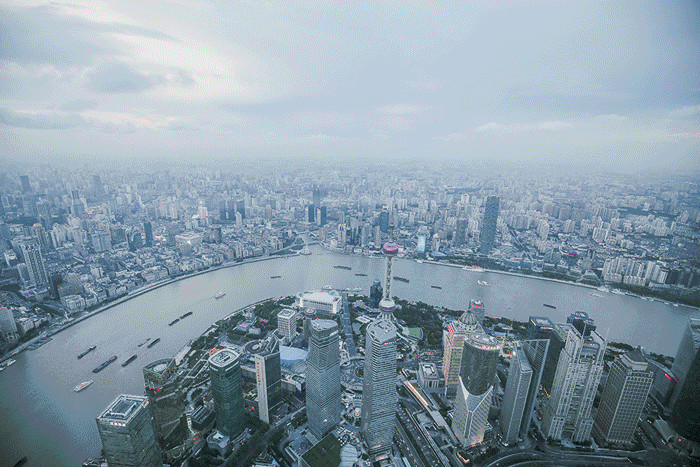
[142,359,188,449]
[451,318,500,447]
[542,324,605,443]
[306,319,341,439]
[442,311,480,397]
[208,349,245,439]
[480,196,499,254]
[255,335,282,424]
[527,316,566,394]
[96,394,161,467]
[361,243,398,460]
[669,318,700,442]
[19,239,48,287]
[594,349,653,446]
[143,221,153,247]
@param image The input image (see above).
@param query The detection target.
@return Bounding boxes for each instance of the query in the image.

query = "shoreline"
[0,254,292,363]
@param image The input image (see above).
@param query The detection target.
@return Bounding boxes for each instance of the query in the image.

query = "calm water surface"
[0,248,697,466]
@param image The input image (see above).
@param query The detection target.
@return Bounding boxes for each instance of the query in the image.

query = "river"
[0,247,697,466]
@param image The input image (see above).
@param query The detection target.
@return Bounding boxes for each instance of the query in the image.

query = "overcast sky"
[1,1,699,171]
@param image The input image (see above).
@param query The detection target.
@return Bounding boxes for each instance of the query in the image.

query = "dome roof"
[459,311,479,328]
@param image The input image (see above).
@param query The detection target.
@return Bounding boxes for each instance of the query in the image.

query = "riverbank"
[0,253,296,364]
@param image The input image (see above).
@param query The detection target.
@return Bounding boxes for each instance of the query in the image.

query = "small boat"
[121,355,137,367]
[271,275,281,279]
[78,346,97,359]
[431,285,442,289]
[147,338,161,348]
[322,285,334,290]
[334,265,352,270]
[543,304,557,309]
[4,359,16,367]
[169,318,180,326]
[92,356,117,373]
[416,259,423,263]
[180,311,193,319]
[138,338,151,347]
[589,292,602,297]
[214,291,226,299]
[355,273,367,277]
[12,456,27,467]
[74,380,93,392]
[300,246,311,255]
[394,276,409,283]
[477,280,488,286]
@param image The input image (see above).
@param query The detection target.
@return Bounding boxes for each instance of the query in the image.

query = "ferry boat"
[169,318,180,326]
[465,266,486,272]
[138,338,150,347]
[431,285,442,289]
[147,338,161,348]
[92,356,117,373]
[4,359,16,367]
[180,311,193,319]
[271,275,282,279]
[74,380,93,392]
[214,291,226,299]
[334,265,352,270]
[121,355,137,367]
[393,276,410,283]
[543,303,557,309]
[589,292,603,297]
[300,246,311,255]
[77,346,97,359]
[355,273,368,277]
[477,280,488,286]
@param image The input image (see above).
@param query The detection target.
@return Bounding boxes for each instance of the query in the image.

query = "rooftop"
[367,319,396,343]
[209,348,240,368]
[277,308,297,318]
[98,394,147,423]
[301,433,342,467]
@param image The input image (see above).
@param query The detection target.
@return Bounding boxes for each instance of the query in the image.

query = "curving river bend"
[0,247,697,466]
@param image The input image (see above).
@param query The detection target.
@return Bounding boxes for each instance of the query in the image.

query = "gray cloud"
[87,62,161,94]
[59,99,98,112]
[0,108,86,129]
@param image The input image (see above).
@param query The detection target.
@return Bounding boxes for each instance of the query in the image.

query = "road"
[395,414,426,467]
[341,293,357,357]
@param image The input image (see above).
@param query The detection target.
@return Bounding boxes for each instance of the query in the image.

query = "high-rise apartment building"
[96,394,161,467]
[542,324,605,443]
[669,318,700,442]
[142,359,188,449]
[479,196,499,254]
[306,319,341,439]
[255,335,282,424]
[208,349,245,439]
[594,349,653,446]
[19,239,48,287]
[277,308,297,341]
[361,243,398,460]
[452,318,500,447]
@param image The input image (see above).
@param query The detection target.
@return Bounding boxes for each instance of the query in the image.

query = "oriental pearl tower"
[378,242,399,318]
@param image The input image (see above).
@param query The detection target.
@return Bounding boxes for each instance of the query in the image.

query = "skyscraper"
[479,196,499,254]
[451,319,500,447]
[277,308,297,341]
[454,218,467,245]
[20,175,31,193]
[442,311,480,397]
[312,187,321,211]
[369,279,382,308]
[142,359,188,449]
[499,339,549,444]
[527,316,565,394]
[468,299,485,325]
[542,324,605,443]
[361,243,398,460]
[669,318,700,442]
[594,349,653,446]
[306,319,342,439]
[143,221,153,247]
[19,239,48,287]
[96,394,161,467]
[208,349,245,439]
[256,335,282,424]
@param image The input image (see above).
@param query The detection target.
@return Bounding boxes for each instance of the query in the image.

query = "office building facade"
[542,324,606,443]
[19,240,48,287]
[594,349,653,446]
[306,319,342,439]
[256,335,282,424]
[277,308,297,341]
[142,359,187,449]
[479,196,499,254]
[500,343,532,444]
[527,316,565,394]
[442,311,479,397]
[669,318,700,442]
[208,349,245,439]
[96,394,161,467]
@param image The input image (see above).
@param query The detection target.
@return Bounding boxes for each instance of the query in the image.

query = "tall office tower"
[307,205,315,223]
[468,299,486,325]
[527,316,565,393]
[312,187,321,211]
[20,175,31,193]
[255,335,282,424]
[379,210,390,233]
[277,308,297,340]
[542,324,606,443]
[306,319,342,439]
[369,279,382,308]
[454,218,467,245]
[143,221,153,247]
[142,359,188,449]
[594,349,653,446]
[361,243,399,460]
[0,307,18,341]
[316,206,327,226]
[96,394,162,467]
[442,311,480,397]
[499,339,549,444]
[208,349,245,439]
[500,343,533,444]
[567,311,596,336]
[19,240,48,287]
[302,308,317,342]
[479,196,499,254]
[71,189,83,216]
[669,318,700,442]
[452,322,500,447]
